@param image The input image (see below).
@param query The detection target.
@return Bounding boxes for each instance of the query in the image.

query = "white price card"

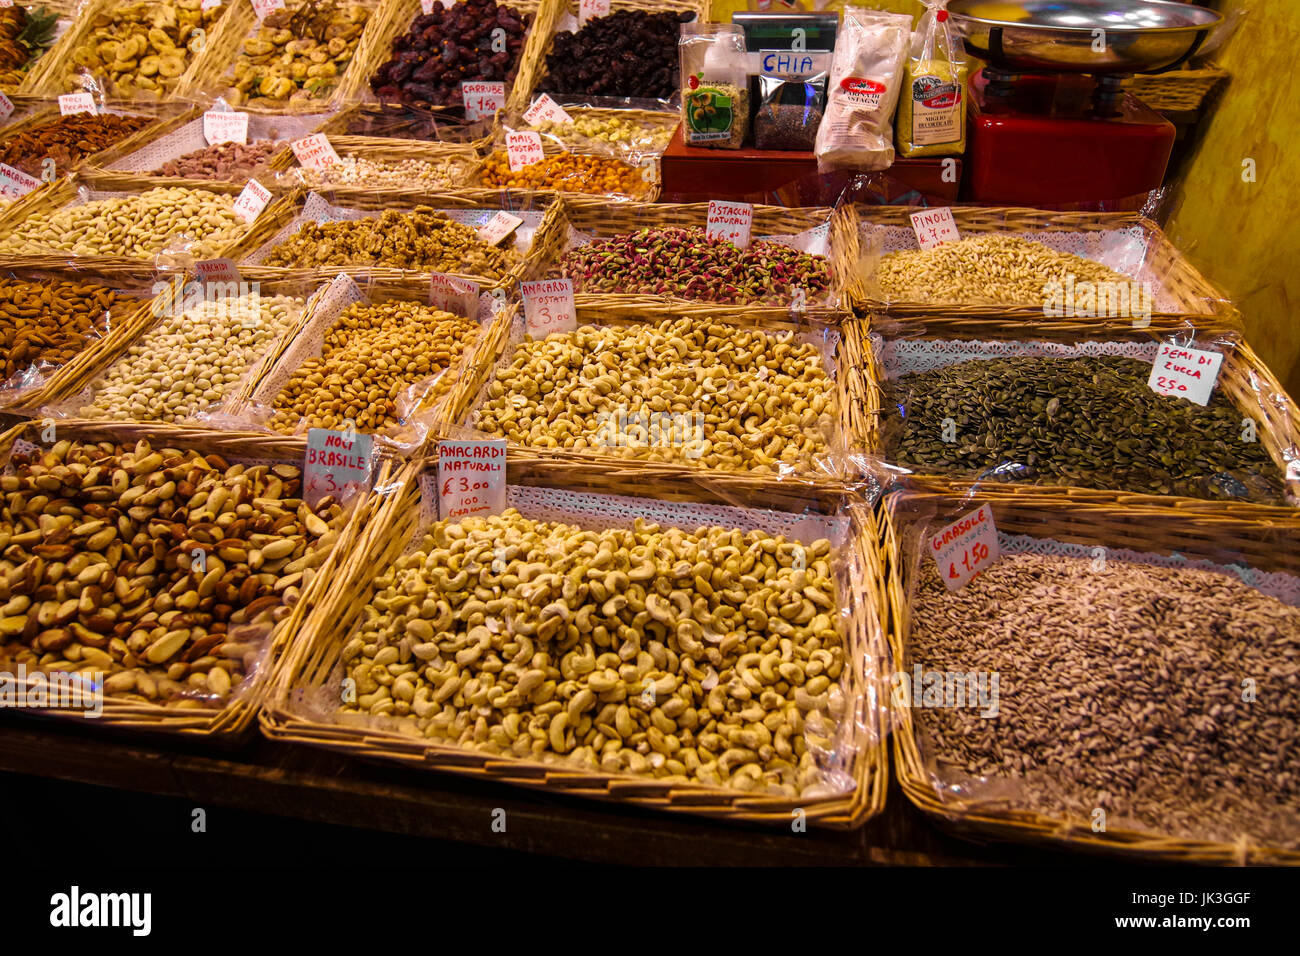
[194,258,241,285]
[420,0,435,11]
[578,0,610,26]
[706,200,753,248]
[0,92,13,121]
[910,206,960,250]
[478,210,523,246]
[251,0,285,19]
[521,278,576,338]
[505,130,544,171]
[930,504,1000,591]
[58,93,96,116]
[0,163,41,200]
[523,93,573,126]
[1147,342,1224,406]
[232,178,272,224]
[291,133,340,171]
[201,0,222,10]
[304,428,373,507]
[462,81,505,121]
[203,110,249,146]
[429,272,480,316]
[437,440,507,520]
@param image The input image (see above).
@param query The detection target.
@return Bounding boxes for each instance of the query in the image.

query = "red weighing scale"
[946,0,1222,207]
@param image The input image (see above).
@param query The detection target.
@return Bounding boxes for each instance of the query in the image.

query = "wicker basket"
[546,198,856,320]
[0,418,381,742]
[457,300,868,484]
[0,100,174,178]
[504,104,681,157]
[224,188,565,290]
[882,488,1300,864]
[0,261,159,413]
[19,0,236,99]
[187,0,392,114]
[1124,66,1228,113]
[268,134,484,198]
[514,0,708,110]
[362,0,561,117]
[476,136,659,202]
[315,102,497,149]
[261,454,887,827]
[847,205,1230,320]
[857,315,1300,518]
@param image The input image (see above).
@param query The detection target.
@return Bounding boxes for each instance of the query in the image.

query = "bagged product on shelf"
[679,22,750,149]
[895,0,967,158]
[814,7,911,171]
[754,71,827,151]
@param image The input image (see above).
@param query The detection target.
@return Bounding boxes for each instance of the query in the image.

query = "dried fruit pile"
[0,4,58,88]
[542,10,694,101]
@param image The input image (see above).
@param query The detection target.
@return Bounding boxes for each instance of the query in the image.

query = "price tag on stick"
[0,163,41,199]
[462,81,505,121]
[930,504,1000,591]
[429,272,480,316]
[578,0,610,26]
[232,178,272,223]
[0,92,14,121]
[478,210,523,246]
[252,0,286,19]
[58,93,96,116]
[910,207,960,250]
[204,110,249,146]
[523,94,573,126]
[194,258,241,285]
[505,130,544,171]
[706,200,753,248]
[304,428,374,507]
[521,278,576,338]
[291,133,340,171]
[1147,342,1223,406]
[437,440,507,520]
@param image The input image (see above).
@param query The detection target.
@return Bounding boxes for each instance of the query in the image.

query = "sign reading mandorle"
[50,886,151,936]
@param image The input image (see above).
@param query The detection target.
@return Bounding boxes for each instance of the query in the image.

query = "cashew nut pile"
[0,439,344,706]
[472,319,835,472]
[62,0,220,98]
[225,0,371,107]
[79,294,302,423]
[341,511,846,795]
[0,187,247,260]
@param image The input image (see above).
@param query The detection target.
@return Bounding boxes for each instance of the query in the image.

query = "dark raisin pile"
[369,0,529,107]
[542,10,695,100]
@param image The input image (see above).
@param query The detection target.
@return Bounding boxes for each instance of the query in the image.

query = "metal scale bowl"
[944,0,1223,206]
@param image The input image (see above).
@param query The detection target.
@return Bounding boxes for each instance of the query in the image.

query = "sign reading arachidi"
[437,440,506,520]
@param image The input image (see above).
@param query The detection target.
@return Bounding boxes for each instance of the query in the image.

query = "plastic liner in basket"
[331,103,494,143]
[0,269,153,409]
[556,218,836,308]
[294,465,881,804]
[875,325,1297,506]
[242,191,540,281]
[231,273,501,454]
[892,496,1300,853]
[512,101,680,155]
[42,281,306,425]
[273,142,480,193]
[484,120,657,201]
[0,428,363,716]
[460,307,851,479]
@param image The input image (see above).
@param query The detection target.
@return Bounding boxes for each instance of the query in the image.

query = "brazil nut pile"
[0,439,344,705]
[473,318,835,472]
[340,510,845,794]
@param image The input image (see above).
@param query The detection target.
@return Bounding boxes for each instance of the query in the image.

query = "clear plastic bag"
[895,0,966,158]
[754,72,827,151]
[679,22,750,149]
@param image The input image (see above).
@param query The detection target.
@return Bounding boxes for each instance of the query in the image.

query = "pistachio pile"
[262,207,522,279]
[0,438,344,705]
[224,0,371,107]
[341,510,845,795]
[0,187,247,260]
[560,227,831,305]
[266,300,479,434]
[473,318,835,472]
[61,0,221,97]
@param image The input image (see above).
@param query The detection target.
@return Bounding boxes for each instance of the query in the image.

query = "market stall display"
[0,110,155,177]
[0,3,61,91]
[275,135,481,192]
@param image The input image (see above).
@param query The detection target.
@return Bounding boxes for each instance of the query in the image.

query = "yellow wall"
[1166,0,1300,397]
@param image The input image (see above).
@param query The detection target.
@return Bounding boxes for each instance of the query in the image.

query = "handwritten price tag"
[706,200,753,248]
[58,93,96,116]
[291,133,340,171]
[304,428,373,507]
[523,94,573,126]
[462,81,505,121]
[232,178,271,224]
[478,210,523,246]
[251,0,285,19]
[505,130,544,171]
[930,505,999,591]
[910,207,960,250]
[0,163,40,200]
[194,258,241,285]
[521,278,576,338]
[1148,342,1223,406]
[0,92,13,121]
[203,110,249,146]
[429,272,479,316]
[578,0,610,26]
[201,0,223,10]
[437,440,507,520]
